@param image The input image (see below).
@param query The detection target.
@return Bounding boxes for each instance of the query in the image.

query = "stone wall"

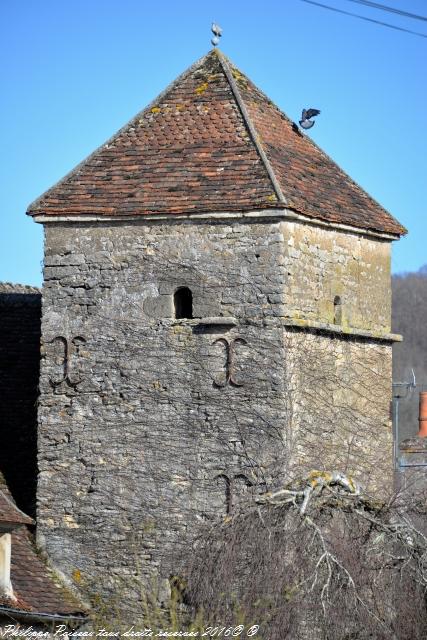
[0,284,41,517]
[283,329,393,492]
[38,219,289,611]
[37,216,394,613]
[282,221,391,332]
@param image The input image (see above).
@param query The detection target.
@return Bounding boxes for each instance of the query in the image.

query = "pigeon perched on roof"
[211,23,222,46]
[299,108,321,130]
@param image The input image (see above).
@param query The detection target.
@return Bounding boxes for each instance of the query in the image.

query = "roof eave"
[0,605,87,624]
[0,522,33,533]
[29,207,403,240]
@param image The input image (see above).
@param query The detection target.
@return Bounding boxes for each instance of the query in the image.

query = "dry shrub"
[183,478,427,640]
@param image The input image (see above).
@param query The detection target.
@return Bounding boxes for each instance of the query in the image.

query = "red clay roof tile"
[27,49,405,236]
[8,527,85,617]
[0,492,34,527]
[0,473,85,618]
[0,473,34,527]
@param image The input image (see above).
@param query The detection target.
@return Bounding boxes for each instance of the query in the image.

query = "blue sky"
[1,0,426,286]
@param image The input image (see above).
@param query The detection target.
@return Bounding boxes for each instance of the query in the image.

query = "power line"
[344,0,427,23]
[298,0,427,38]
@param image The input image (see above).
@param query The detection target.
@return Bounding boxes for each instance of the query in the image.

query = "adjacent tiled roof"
[0,473,85,618]
[0,473,33,527]
[0,291,40,518]
[27,50,405,237]
[5,527,85,617]
[0,283,41,295]
[0,491,33,527]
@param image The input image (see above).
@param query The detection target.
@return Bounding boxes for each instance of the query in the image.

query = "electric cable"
[298,0,427,38]
[344,0,427,23]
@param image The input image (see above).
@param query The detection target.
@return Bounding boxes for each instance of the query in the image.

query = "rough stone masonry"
[28,49,405,613]
[36,216,395,610]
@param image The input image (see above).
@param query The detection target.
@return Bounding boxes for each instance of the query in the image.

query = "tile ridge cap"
[216,50,287,206]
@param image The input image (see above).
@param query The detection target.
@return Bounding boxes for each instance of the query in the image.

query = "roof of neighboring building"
[0,527,85,618]
[0,283,41,295]
[27,49,405,237]
[0,490,34,528]
[0,283,41,310]
[0,473,85,619]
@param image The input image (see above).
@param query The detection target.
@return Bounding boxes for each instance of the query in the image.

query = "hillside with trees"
[392,265,427,440]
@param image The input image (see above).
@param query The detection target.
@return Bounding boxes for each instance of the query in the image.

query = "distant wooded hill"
[392,266,427,440]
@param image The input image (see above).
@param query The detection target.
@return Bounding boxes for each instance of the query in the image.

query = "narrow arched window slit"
[334,295,342,325]
[174,287,193,320]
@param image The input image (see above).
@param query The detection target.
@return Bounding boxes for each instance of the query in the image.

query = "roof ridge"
[0,282,41,294]
[27,51,215,215]
[216,50,287,206]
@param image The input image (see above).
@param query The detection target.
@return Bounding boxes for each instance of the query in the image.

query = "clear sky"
[1,0,426,286]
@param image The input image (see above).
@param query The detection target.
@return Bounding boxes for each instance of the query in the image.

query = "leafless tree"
[183,472,427,640]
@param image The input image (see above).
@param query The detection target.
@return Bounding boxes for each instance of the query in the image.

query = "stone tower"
[28,49,405,607]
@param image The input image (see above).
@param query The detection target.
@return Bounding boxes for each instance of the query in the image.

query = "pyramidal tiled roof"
[27,49,405,236]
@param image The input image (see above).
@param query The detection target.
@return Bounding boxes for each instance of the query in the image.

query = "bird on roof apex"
[211,22,222,47]
[299,108,321,129]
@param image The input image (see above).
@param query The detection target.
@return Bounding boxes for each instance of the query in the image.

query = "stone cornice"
[33,208,399,242]
[281,317,401,343]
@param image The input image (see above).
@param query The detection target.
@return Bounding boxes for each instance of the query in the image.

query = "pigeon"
[299,108,321,130]
[211,36,220,47]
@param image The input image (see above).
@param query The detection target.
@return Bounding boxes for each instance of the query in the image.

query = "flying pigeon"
[211,22,222,46]
[299,108,321,130]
